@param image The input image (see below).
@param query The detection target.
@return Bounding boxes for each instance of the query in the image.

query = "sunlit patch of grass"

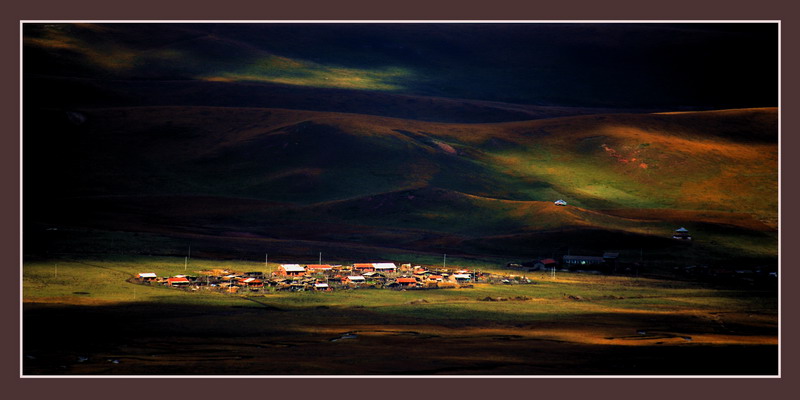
[199,55,413,91]
[22,256,276,304]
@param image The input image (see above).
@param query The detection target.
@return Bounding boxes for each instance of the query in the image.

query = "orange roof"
[353,264,374,269]
[397,278,417,283]
[167,277,190,283]
[306,264,332,269]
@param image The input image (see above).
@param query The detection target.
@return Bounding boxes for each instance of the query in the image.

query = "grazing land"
[23,255,777,375]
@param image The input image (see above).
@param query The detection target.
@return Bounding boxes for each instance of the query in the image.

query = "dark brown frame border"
[4,1,793,399]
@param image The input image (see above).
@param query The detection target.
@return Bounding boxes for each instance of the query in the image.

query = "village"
[135,261,539,293]
[132,226,775,292]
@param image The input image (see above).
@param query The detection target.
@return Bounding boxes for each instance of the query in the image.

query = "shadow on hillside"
[22,300,778,376]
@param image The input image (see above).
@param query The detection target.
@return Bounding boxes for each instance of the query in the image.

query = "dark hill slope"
[24,76,633,123]
[23,23,777,109]
[24,106,777,264]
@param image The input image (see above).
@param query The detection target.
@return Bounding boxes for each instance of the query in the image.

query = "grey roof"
[563,255,604,262]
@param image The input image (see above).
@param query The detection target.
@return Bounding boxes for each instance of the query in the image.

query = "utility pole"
[443,254,447,269]
[266,253,268,268]
[319,252,322,265]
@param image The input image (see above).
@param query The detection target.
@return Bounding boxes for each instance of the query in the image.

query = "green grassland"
[22,255,778,375]
[23,255,775,316]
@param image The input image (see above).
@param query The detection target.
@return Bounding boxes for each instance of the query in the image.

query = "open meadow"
[22,255,777,375]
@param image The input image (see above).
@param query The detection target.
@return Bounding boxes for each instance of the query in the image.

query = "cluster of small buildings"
[135,262,531,293]
[505,227,697,275]
[507,252,623,274]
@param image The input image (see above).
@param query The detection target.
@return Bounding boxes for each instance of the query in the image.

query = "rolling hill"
[23,104,778,268]
[22,22,778,270]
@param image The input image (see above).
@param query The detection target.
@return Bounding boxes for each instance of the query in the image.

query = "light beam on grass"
[199,55,413,91]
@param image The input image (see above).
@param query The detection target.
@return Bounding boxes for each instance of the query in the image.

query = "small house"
[533,258,557,271]
[363,271,387,282]
[554,199,567,206]
[427,275,444,282]
[314,283,331,291]
[239,277,264,287]
[396,277,418,287]
[453,273,472,283]
[167,277,191,287]
[278,264,306,276]
[353,263,375,273]
[306,264,333,272]
[672,227,692,240]
[137,272,157,282]
[344,275,366,285]
[373,263,398,273]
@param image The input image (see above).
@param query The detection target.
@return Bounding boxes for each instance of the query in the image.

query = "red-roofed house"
[239,278,264,287]
[534,258,558,270]
[306,264,333,272]
[353,264,375,273]
[343,276,366,285]
[167,277,190,287]
[396,277,418,287]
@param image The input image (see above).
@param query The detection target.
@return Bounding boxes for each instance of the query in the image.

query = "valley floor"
[22,256,778,376]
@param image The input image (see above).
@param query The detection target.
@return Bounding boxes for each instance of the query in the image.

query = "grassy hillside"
[24,105,777,268]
